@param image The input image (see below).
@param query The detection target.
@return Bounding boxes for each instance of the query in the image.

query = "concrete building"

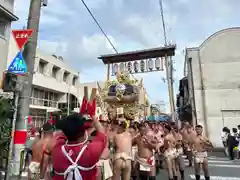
[183,27,240,147]
[0,0,18,82]
[8,36,80,127]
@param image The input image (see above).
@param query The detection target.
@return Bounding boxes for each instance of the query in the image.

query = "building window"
[0,20,6,37]
[38,60,47,74]
[31,88,59,108]
[72,76,78,86]
[63,71,70,83]
[52,66,60,79]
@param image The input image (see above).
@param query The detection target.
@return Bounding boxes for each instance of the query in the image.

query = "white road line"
[189,175,240,180]
[183,159,233,164]
[182,155,229,160]
[22,172,28,177]
[184,162,240,168]
[0,171,28,177]
[208,164,240,168]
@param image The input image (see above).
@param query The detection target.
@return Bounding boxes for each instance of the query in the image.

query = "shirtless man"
[129,121,140,180]
[97,120,113,180]
[181,122,194,167]
[163,124,178,180]
[134,122,158,180]
[29,123,54,180]
[172,126,185,180]
[192,125,213,180]
[113,120,133,180]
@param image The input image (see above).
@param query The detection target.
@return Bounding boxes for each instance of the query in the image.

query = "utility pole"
[9,0,45,177]
[158,0,175,121]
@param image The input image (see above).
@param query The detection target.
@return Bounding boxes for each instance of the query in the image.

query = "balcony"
[30,97,58,108]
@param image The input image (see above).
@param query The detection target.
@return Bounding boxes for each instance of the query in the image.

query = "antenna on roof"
[58,56,64,61]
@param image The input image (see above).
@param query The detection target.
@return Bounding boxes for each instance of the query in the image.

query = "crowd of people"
[221,125,240,160]
[23,111,214,180]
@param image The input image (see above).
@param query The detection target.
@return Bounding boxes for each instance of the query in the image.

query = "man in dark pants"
[226,128,236,160]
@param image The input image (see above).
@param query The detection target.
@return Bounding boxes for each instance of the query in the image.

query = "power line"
[158,0,167,45]
[80,0,118,53]
[81,0,151,100]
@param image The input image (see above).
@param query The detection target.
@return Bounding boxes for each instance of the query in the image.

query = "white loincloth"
[114,152,133,161]
[194,151,207,164]
[29,161,40,179]
[135,155,155,172]
[97,159,113,179]
[29,161,40,174]
[132,146,138,160]
[164,148,177,159]
[176,148,183,156]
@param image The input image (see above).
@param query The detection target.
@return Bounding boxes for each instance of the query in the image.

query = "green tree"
[0,96,13,171]
[0,96,13,145]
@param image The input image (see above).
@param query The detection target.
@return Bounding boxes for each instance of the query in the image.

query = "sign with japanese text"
[8,29,34,75]
[12,29,34,50]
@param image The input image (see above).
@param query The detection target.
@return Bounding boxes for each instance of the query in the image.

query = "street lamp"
[140,60,145,72]
[134,61,139,72]
[155,57,161,70]
[119,63,125,72]
[127,62,132,73]
[113,63,118,75]
[148,59,153,71]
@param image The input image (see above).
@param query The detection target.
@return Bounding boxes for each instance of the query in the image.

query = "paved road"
[6,153,240,180]
[158,154,240,180]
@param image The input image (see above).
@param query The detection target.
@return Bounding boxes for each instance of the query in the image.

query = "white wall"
[0,0,15,12]
[0,0,15,82]
[187,28,240,147]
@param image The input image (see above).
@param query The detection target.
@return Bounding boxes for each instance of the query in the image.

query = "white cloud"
[80,34,117,55]
[12,0,240,111]
[37,40,67,54]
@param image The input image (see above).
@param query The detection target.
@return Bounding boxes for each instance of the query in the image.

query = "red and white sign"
[12,29,34,50]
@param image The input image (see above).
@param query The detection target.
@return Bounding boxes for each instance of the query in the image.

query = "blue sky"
[13,0,240,112]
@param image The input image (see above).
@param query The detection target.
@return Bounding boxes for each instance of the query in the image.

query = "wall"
[0,0,14,12]
[0,0,15,83]
[187,28,240,147]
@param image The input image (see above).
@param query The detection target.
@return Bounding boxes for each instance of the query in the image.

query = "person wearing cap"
[51,113,107,180]
[29,123,54,180]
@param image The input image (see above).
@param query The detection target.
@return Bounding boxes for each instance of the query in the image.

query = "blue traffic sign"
[8,51,27,75]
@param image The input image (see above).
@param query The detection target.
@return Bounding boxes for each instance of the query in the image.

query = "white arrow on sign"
[189,175,240,180]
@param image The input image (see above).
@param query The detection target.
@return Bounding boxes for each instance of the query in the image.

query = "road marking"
[185,162,240,168]
[208,164,240,168]
[182,155,228,160]
[0,171,28,177]
[183,159,233,164]
[22,172,28,177]
[189,175,240,180]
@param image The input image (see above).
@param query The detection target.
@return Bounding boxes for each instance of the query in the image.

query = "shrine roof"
[98,45,176,64]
